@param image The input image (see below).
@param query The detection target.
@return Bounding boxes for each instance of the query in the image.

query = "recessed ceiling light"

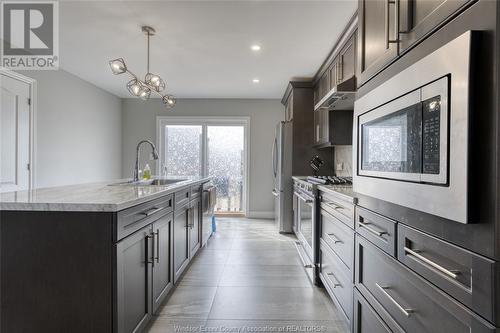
[252,78,260,83]
[251,45,261,51]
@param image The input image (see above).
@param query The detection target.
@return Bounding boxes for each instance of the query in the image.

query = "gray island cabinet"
[0,177,210,333]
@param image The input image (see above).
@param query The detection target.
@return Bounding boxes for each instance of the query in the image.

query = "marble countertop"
[0,176,211,212]
[317,185,357,204]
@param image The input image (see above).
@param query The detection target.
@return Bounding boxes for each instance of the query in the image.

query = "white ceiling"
[59,0,357,99]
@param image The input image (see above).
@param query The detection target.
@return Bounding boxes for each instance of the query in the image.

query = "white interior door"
[1,74,31,192]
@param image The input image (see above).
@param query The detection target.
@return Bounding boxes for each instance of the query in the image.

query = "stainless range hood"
[314,76,356,111]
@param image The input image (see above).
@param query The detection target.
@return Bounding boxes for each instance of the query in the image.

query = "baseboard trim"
[246,211,274,219]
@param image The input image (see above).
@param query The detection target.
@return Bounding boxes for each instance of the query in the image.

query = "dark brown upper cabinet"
[330,35,356,90]
[358,0,474,87]
[285,93,294,121]
[338,35,356,84]
[357,0,399,87]
[318,72,330,104]
[399,0,473,51]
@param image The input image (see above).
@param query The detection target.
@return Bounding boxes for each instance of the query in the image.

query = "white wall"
[122,99,283,217]
[22,70,122,188]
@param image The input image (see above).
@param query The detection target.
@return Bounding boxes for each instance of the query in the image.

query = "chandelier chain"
[146,31,150,74]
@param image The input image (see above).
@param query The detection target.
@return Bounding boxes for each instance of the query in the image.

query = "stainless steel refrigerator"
[272,121,293,233]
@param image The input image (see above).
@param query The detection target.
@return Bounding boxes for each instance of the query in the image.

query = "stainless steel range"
[292,175,352,284]
[292,177,317,284]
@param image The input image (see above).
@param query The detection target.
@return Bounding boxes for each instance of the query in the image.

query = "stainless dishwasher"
[202,183,216,246]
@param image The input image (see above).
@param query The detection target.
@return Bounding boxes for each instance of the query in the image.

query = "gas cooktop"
[306,176,352,185]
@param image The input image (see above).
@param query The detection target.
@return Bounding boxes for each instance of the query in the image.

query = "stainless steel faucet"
[133,140,159,181]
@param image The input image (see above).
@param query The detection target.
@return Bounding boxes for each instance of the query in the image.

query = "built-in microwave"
[358,76,448,185]
[353,31,475,224]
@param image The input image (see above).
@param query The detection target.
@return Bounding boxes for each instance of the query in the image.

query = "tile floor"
[146,218,349,333]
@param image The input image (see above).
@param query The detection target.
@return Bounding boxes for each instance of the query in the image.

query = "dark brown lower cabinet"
[174,204,190,283]
[355,236,496,333]
[116,212,175,333]
[353,289,402,333]
[152,213,174,313]
[319,240,353,325]
[1,186,208,333]
[116,225,153,333]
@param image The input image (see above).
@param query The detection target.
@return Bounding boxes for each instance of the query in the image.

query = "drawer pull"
[358,221,387,237]
[294,241,313,268]
[375,283,414,317]
[141,206,164,217]
[404,246,460,280]
[326,272,342,288]
[325,202,343,210]
[326,232,343,244]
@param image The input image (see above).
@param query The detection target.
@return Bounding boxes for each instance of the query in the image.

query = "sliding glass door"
[207,126,244,213]
[159,118,248,215]
[164,125,203,177]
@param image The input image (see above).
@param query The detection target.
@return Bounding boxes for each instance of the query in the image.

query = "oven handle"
[294,192,314,205]
[294,241,313,268]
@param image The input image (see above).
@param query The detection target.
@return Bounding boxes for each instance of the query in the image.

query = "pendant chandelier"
[109,26,176,109]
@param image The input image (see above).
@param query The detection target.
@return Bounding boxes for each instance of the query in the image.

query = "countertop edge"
[317,185,357,204]
[0,177,211,213]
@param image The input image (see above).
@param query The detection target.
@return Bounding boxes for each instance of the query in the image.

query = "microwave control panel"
[422,96,441,174]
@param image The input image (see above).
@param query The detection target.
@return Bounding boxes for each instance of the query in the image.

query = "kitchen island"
[0,177,211,333]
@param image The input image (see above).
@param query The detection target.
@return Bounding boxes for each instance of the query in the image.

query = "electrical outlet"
[336,163,344,171]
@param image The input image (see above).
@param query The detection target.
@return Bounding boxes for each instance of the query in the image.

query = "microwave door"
[358,89,422,182]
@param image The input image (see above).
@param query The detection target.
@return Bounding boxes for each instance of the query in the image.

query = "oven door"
[295,190,315,261]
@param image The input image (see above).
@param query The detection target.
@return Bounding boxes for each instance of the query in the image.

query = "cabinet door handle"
[326,272,342,288]
[141,206,164,217]
[155,230,160,263]
[376,283,414,317]
[385,0,400,48]
[358,220,387,237]
[404,246,460,280]
[326,232,343,244]
[145,234,154,265]
[190,207,195,229]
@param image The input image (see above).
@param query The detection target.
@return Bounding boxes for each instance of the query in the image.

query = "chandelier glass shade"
[109,26,175,109]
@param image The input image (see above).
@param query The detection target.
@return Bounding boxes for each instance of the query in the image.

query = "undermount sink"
[109,178,188,186]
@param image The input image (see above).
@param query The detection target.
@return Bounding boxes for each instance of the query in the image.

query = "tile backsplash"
[334,146,353,177]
